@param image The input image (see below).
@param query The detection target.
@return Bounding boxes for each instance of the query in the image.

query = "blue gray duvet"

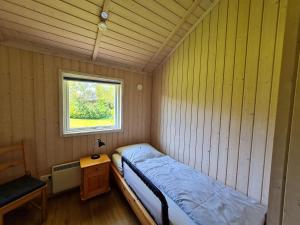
[122,147,266,225]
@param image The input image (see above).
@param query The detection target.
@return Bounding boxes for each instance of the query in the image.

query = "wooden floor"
[4,185,141,225]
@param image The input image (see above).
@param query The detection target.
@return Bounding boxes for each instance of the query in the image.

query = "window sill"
[61,128,123,137]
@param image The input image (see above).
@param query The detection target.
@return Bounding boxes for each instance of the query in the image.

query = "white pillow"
[115,143,159,155]
[115,143,163,163]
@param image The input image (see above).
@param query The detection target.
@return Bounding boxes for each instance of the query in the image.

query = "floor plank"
[4,185,141,225]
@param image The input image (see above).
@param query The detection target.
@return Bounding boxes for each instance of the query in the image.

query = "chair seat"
[0,176,46,207]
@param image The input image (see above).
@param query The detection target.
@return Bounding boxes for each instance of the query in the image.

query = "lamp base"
[91,153,100,160]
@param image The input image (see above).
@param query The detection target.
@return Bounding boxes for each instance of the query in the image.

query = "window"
[60,71,122,136]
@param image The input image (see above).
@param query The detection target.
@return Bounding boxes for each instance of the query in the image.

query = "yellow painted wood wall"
[269,0,300,222]
[282,55,300,225]
[151,0,287,205]
[0,45,152,179]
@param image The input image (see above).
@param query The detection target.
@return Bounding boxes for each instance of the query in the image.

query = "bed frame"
[111,163,162,225]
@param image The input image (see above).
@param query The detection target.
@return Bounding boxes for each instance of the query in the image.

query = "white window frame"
[59,70,123,136]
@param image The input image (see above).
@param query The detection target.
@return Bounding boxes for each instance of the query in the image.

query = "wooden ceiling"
[0,0,217,72]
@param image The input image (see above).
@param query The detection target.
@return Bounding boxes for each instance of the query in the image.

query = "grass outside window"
[69,118,114,128]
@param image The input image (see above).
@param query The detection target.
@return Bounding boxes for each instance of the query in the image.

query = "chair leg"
[0,212,3,225]
[41,187,47,223]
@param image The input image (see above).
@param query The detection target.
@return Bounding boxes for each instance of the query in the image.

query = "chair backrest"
[0,142,27,177]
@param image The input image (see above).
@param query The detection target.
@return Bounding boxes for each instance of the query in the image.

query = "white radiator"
[52,161,81,194]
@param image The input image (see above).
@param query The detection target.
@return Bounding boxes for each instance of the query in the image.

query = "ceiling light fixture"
[98,22,107,31]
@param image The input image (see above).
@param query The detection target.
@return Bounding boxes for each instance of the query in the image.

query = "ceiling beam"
[142,0,202,71]
[92,0,111,61]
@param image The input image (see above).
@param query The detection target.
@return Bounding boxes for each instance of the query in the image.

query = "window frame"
[59,70,123,136]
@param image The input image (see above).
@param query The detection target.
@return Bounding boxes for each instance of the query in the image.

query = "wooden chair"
[0,143,47,225]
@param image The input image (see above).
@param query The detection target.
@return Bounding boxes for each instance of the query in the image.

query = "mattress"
[112,153,122,173]
[123,159,196,225]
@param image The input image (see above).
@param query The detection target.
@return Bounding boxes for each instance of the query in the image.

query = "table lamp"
[91,139,105,159]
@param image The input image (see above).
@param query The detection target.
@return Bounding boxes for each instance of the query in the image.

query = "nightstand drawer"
[85,163,108,176]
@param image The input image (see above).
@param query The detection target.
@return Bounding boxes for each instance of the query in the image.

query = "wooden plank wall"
[151,0,287,205]
[0,45,152,180]
[267,0,300,223]
[282,54,300,225]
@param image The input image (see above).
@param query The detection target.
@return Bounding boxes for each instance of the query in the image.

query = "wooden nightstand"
[80,154,111,201]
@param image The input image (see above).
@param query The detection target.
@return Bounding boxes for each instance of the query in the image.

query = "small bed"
[111,151,194,225]
[111,144,267,225]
